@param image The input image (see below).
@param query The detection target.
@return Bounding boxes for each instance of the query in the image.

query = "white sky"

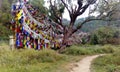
[63,8,90,20]
[44,0,99,20]
[45,2,89,20]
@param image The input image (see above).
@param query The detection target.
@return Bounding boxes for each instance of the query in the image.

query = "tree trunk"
[58,15,77,53]
[59,27,72,53]
[59,34,68,53]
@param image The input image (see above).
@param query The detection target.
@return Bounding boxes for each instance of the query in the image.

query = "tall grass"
[0,43,119,72]
[92,46,120,72]
[62,45,116,55]
[0,46,67,72]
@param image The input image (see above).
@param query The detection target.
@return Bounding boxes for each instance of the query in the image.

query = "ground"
[69,54,104,72]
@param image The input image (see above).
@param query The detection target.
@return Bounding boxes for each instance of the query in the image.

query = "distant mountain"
[62,17,120,33]
[62,18,69,26]
[79,19,120,32]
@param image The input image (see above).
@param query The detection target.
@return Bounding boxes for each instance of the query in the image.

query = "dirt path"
[70,54,104,72]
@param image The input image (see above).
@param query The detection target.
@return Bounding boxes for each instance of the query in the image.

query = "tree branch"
[61,0,71,14]
[49,0,63,27]
[77,4,89,16]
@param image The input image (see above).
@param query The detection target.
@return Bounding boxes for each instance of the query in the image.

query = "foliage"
[0,0,13,39]
[0,24,13,40]
[0,46,68,72]
[48,0,65,24]
[0,0,12,24]
[0,44,86,72]
[90,26,120,45]
[97,0,120,20]
[90,34,99,45]
[30,0,48,15]
[62,45,115,55]
[92,46,120,72]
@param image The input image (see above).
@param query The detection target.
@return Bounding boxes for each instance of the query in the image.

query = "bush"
[0,24,13,40]
[90,26,120,45]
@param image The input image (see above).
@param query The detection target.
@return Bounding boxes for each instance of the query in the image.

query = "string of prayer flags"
[11,0,62,49]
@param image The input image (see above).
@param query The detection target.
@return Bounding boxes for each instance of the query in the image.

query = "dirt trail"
[70,54,104,72]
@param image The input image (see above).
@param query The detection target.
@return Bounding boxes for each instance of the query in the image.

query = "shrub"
[90,34,99,45]
[90,26,120,45]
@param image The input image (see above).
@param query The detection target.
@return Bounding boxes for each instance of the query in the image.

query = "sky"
[44,0,91,20]
[63,7,90,20]
[62,1,100,20]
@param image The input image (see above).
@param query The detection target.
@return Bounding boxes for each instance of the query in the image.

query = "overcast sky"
[63,8,90,20]
[44,0,91,20]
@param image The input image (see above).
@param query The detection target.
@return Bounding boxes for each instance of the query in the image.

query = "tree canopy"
[0,0,13,39]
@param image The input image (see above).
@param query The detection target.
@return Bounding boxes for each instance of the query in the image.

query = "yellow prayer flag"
[27,20,29,24]
[17,10,23,20]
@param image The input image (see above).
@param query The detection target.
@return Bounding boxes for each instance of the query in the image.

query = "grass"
[0,42,119,72]
[62,45,115,55]
[0,43,84,72]
[0,47,66,72]
[91,45,120,72]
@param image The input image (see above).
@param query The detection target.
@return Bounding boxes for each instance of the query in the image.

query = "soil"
[70,54,104,72]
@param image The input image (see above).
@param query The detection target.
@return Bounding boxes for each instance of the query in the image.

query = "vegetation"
[0,24,13,40]
[0,0,120,72]
[0,45,66,72]
[0,0,13,40]
[0,44,119,72]
[0,44,85,72]
[90,26,120,45]
[30,0,48,14]
[47,0,119,49]
[62,45,115,55]
[92,46,120,72]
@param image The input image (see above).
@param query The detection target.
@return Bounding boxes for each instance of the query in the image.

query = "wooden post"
[9,35,14,50]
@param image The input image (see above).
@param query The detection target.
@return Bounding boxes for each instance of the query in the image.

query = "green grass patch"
[0,44,84,72]
[92,46,120,72]
[0,45,68,72]
[0,43,119,72]
[62,45,116,55]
